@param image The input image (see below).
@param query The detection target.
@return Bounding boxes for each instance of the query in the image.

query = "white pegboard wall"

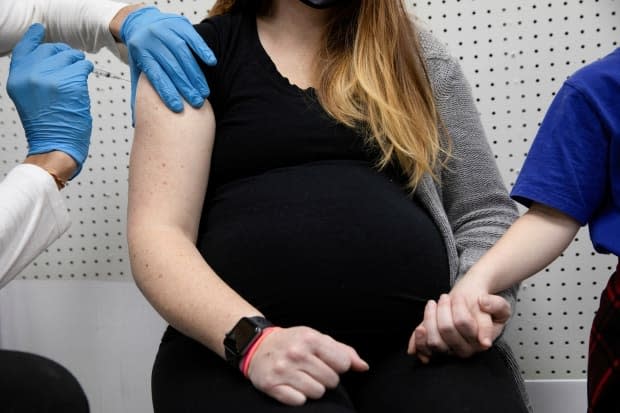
[0,0,618,382]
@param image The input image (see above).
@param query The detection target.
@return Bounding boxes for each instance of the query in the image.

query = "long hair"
[209,0,447,190]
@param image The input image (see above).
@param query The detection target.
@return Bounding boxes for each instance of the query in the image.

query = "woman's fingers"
[285,370,328,400]
[343,345,370,372]
[412,326,431,363]
[422,300,450,353]
[269,384,307,406]
[449,293,479,342]
[437,294,477,357]
[300,355,341,389]
[407,324,419,355]
[408,291,509,363]
[314,335,369,373]
[248,326,367,406]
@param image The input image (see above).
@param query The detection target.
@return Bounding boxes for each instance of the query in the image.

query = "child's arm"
[409,202,580,360]
[464,202,580,293]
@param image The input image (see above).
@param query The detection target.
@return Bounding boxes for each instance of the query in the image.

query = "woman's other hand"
[407,284,511,362]
[247,326,369,406]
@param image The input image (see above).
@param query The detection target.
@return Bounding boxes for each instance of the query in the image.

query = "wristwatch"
[224,316,273,368]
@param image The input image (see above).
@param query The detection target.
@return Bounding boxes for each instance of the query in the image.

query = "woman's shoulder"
[416,27,453,63]
[197,12,242,29]
[414,27,464,98]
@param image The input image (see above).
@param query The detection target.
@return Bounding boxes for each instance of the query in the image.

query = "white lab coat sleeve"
[0,0,127,57]
[0,164,71,288]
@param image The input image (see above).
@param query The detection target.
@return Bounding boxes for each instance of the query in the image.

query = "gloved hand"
[120,6,217,118]
[7,24,94,179]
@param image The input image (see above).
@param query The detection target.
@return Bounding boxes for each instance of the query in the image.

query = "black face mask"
[298,0,343,9]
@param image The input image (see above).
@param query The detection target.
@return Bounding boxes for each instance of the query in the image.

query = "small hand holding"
[408,280,511,361]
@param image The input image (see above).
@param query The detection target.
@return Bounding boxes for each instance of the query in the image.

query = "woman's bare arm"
[127,75,263,357]
[128,75,368,405]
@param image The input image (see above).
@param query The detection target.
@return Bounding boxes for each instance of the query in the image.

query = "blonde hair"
[209,0,447,189]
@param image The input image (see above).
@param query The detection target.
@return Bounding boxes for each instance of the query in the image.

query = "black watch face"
[230,318,261,354]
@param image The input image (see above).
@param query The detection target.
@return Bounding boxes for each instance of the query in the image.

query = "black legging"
[152,327,529,413]
[0,350,89,413]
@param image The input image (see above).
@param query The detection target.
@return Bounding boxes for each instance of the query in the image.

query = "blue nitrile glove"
[6,24,94,179]
[120,6,217,119]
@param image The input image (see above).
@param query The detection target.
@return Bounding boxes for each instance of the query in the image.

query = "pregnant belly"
[197,160,450,338]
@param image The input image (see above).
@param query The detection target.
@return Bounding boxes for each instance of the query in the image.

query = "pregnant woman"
[127,0,530,411]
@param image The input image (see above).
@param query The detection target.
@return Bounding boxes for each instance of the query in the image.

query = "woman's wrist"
[240,326,279,377]
[23,151,77,190]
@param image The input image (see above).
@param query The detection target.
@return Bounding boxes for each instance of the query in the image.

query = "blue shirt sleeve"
[511,82,609,225]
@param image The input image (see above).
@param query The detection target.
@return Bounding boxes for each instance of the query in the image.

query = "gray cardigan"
[416,30,531,410]
[417,29,518,300]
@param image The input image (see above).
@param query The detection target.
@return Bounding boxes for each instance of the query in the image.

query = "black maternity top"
[193,11,450,354]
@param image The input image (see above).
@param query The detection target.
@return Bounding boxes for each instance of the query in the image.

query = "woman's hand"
[247,326,369,406]
[407,281,511,362]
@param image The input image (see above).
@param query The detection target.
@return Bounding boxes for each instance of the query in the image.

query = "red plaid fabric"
[587,259,620,413]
